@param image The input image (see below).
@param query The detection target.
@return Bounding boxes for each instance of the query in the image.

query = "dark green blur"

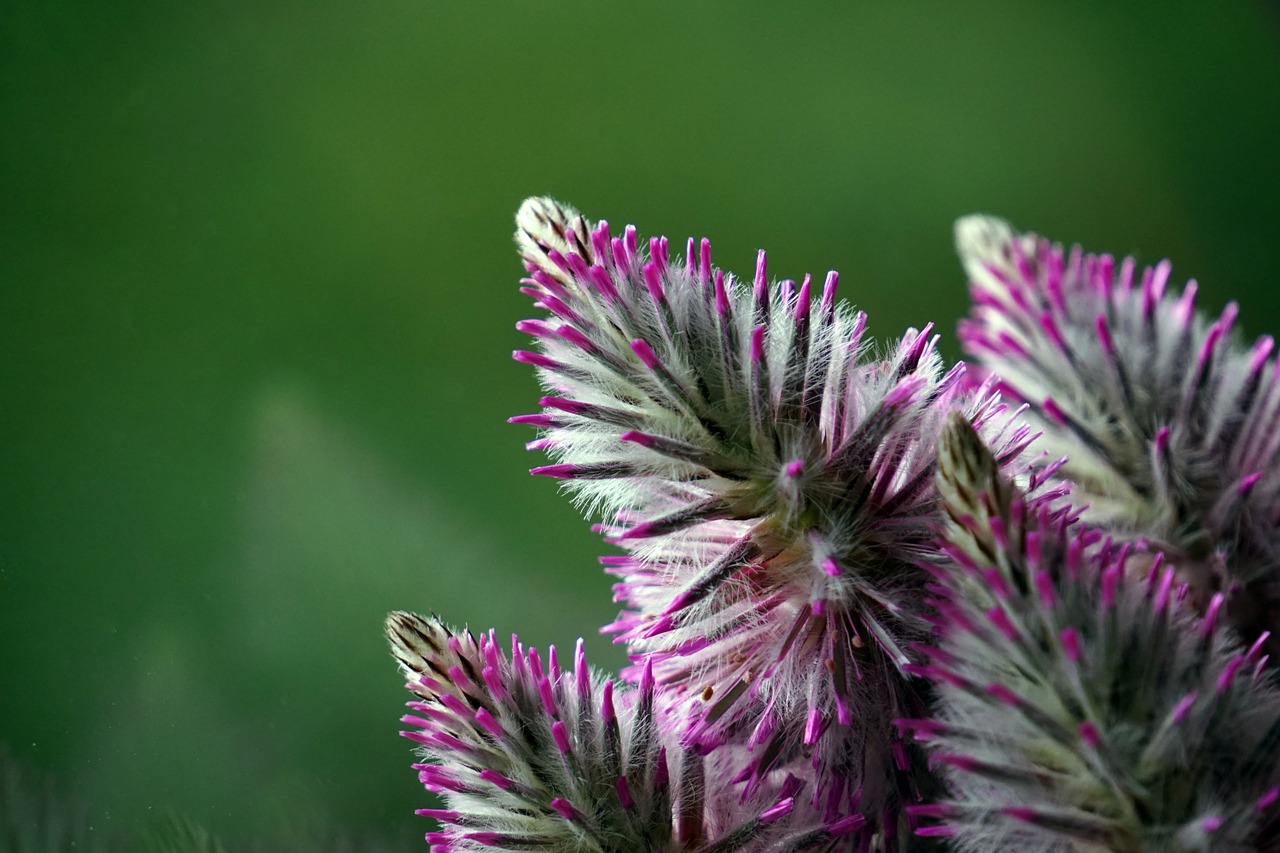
[2,1,1278,846]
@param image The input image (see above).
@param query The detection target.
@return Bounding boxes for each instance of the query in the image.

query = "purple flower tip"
[619,430,655,447]
[538,395,586,414]
[631,338,661,369]
[936,753,979,772]
[1257,786,1280,811]
[551,720,570,754]
[760,798,794,822]
[985,683,1019,707]
[513,349,559,369]
[509,413,555,426]
[478,768,514,791]
[1002,806,1040,825]
[615,775,634,810]
[547,794,578,819]
[985,606,1019,640]
[1041,397,1068,425]
[530,463,577,479]
[829,814,869,835]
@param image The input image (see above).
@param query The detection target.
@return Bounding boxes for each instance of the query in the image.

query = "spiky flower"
[511,198,1034,819]
[903,413,1280,852]
[956,216,1280,656]
[385,611,871,852]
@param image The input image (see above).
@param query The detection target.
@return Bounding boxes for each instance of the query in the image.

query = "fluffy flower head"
[512,198,1032,820]
[905,414,1280,852]
[956,216,1280,654]
[385,611,871,852]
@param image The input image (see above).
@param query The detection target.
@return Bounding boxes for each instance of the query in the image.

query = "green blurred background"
[3,1,1279,847]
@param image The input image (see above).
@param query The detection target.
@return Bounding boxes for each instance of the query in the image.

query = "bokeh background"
[3,1,1279,847]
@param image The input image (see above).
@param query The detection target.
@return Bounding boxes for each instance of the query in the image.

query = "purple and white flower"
[511,198,1033,826]
[386,611,872,852]
[956,216,1280,658]
[385,202,1280,853]
[905,414,1280,851]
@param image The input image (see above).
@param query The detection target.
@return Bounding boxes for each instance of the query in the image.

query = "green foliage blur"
[2,1,1278,847]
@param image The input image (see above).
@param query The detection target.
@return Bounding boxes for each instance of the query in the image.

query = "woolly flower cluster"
[386,201,1280,853]
[912,413,1280,850]
[956,216,1280,661]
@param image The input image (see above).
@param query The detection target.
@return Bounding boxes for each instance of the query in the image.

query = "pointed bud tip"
[515,196,580,236]
[515,197,589,272]
[955,214,1017,268]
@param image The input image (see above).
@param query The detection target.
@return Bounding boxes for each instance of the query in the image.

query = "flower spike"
[907,414,1280,851]
[513,198,1033,827]
[386,611,879,852]
[957,215,1280,660]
